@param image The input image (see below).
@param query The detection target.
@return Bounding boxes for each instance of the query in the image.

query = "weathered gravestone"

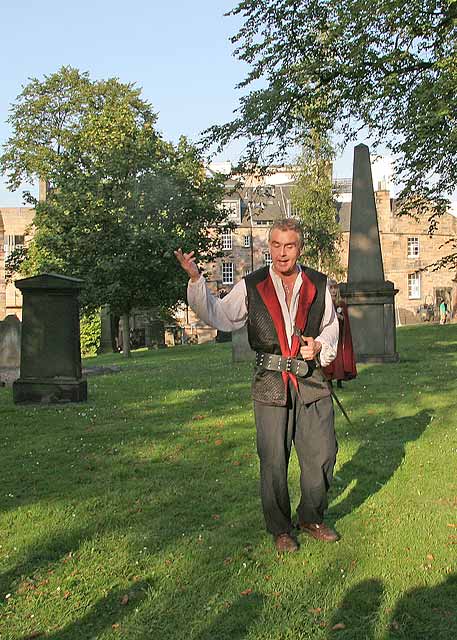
[232,325,254,363]
[339,144,399,362]
[99,305,116,353]
[13,273,88,403]
[0,315,21,386]
[145,320,166,349]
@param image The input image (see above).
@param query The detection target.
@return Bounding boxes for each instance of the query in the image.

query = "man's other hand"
[174,249,201,282]
[299,337,322,361]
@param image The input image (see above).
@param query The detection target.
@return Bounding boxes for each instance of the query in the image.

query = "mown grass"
[0,323,456,639]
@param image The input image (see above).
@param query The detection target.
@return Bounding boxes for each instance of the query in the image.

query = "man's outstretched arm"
[175,249,248,332]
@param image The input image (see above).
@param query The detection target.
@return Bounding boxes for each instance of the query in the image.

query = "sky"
[0,0,357,207]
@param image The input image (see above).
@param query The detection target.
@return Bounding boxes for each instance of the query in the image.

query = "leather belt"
[255,352,310,378]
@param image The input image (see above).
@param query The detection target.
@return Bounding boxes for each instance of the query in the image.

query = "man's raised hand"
[174,249,201,282]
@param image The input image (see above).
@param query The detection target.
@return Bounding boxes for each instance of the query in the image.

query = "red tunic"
[323,301,357,381]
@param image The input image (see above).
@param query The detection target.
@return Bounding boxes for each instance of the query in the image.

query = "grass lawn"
[0,322,456,639]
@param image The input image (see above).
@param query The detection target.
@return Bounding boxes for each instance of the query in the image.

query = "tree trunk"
[121,313,131,358]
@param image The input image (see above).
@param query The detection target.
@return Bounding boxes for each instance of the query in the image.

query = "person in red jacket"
[323,280,357,388]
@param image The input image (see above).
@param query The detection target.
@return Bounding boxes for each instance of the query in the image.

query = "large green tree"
[1,67,227,355]
[206,0,457,227]
[291,135,343,277]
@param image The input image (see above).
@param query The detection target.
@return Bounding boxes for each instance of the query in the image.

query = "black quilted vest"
[245,266,330,406]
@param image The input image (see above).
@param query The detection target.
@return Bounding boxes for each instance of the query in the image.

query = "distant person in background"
[323,280,357,389]
[439,299,448,325]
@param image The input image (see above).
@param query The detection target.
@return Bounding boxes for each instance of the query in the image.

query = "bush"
[80,309,101,356]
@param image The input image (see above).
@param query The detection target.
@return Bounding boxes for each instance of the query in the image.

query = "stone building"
[0,206,35,319]
[189,167,457,340]
[2,165,457,337]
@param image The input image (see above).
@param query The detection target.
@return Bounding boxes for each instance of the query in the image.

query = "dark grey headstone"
[232,325,254,362]
[13,273,88,403]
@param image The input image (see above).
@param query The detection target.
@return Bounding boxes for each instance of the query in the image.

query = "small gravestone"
[13,273,87,403]
[99,305,115,353]
[0,315,21,385]
[232,325,254,362]
[145,320,166,349]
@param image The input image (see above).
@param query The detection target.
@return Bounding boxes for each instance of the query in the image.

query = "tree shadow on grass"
[17,580,151,639]
[327,578,384,639]
[386,573,457,639]
[325,573,457,640]
[194,593,265,640]
[328,410,433,522]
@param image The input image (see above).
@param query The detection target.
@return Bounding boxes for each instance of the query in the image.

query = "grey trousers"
[254,382,337,536]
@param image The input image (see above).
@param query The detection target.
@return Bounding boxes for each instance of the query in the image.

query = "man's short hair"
[269,218,304,249]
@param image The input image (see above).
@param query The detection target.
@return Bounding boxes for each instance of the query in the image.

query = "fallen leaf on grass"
[214,439,223,446]
[212,514,220,520]
[332,622,346,631]
[223,557,232,565]
[112,623,120,630]
[309,607,323,614]
[120,594,129,605]
[63,590,71,599]
[447,523,457,528]
[192,415,206,421]
[241,588,253,596]
[426,554,434,561]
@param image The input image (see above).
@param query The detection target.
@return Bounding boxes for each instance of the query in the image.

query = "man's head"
[268,218,304,276]
[328,278,339,303]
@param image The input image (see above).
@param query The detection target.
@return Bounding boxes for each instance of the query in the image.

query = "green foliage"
[1,67,227,315]
[80,309,101,356]
[291,134,343,277]
[206,1,457,226]
[4,246,28,283]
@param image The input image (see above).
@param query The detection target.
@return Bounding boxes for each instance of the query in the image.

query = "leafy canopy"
[292,135,343,277]
[205,0,457,222]
[1,67,227,314]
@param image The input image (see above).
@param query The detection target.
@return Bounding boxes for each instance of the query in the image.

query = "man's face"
[269,228,302,276]
[329,284,338,302]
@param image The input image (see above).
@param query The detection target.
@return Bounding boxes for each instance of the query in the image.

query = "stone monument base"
[13,377,88,404]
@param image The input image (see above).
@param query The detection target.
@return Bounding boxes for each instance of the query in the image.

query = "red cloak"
[323,301,357,381]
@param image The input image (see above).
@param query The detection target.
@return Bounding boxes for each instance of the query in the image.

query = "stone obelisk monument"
[340,144,399,362]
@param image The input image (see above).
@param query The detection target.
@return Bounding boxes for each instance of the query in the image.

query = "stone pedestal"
[13,273,87,403]
[232,325,254,362]
[340,144,399,363]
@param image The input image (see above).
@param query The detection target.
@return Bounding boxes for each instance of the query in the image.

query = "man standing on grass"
[175,218,339,553]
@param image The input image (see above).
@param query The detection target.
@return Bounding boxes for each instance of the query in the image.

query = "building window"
[4,234,25,263]
[221,229,232,251]
[264,252,272,267]
[220,200,241,224]
[407,237,419,258]
[243,235,251,248]
[408,272,420,299]
[222,262,234,285]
